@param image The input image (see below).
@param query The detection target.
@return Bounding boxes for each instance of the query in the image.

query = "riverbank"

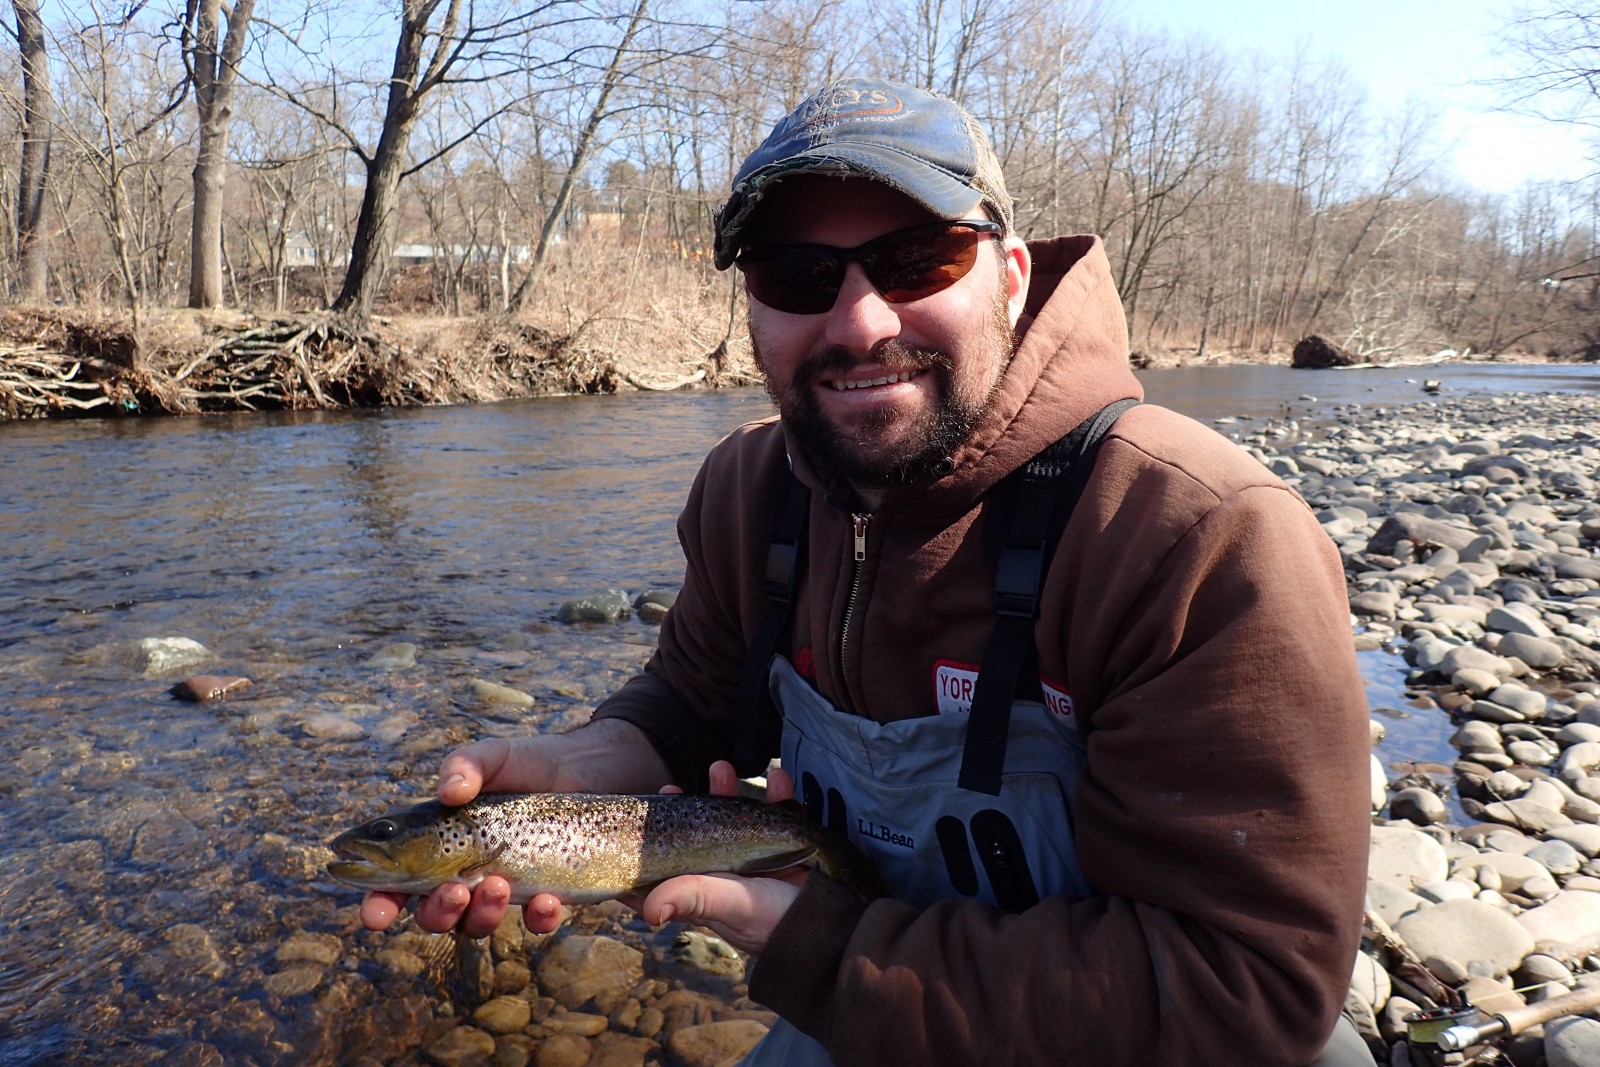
[0,306,762,420]
[0,305,1587,420]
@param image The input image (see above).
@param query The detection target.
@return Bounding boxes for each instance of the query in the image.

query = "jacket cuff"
[748,872,869,1043]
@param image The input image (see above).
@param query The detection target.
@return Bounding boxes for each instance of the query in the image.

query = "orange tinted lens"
[868,228,983,303]
[740,248,843,314]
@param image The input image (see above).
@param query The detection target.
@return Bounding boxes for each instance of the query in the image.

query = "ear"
[1001,236,1031,328]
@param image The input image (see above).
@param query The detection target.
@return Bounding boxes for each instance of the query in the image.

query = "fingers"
[705,760,793,803]
[367,879,563,939]
[360,891,409,931]
[411,876,512,937]
[707,760,740,797]
[524,892,565,935]
[766,765,796,804]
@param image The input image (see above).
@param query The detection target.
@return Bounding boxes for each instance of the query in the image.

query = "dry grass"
[0,235,763,419]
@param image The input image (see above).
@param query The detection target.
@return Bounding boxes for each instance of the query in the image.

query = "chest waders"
[729,397,1374,1067]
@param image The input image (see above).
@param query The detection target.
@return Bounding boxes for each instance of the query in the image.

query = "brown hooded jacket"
[593,235,1370,1066]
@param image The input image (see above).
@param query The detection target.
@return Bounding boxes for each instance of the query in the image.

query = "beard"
[753,285,1017,489]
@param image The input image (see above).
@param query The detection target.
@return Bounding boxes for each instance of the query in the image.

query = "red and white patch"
[933,659,1073,718]
[1040,677,1074,718]
[933,660,980,715]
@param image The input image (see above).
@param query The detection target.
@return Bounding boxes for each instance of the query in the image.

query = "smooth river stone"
[1527,840,1585,877]
[1499,633,1567,670]
[1488,683,1550,719]
[1518,891,1600,949]
[1394,898,1534,978]
[1547,825,1600,858]
[667,1021,771,1067]
[535,935,645,1011]
[1481,798,1573,833]
[301,713,365,741]
[1548,1017,1600,1067]
[1369,826,1448,891]
[1474,851,1553,894]
[1390,787,1447,825]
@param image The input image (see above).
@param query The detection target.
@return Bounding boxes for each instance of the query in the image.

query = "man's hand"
[358,737,581,936]
[632,760,807,956]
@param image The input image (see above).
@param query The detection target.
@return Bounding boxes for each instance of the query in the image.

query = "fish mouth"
[324,855,447,895]
[324,837,404,888]
[326,859,382,884]
[324,839,468,894]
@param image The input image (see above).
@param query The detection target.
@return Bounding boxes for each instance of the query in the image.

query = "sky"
[1113,0,1594,195]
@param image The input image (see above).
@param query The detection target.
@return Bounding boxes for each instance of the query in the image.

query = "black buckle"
[993,543,1043,618]
[764,540,798,601]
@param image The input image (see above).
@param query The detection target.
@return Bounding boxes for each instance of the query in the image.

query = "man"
[362,78,1373,1066]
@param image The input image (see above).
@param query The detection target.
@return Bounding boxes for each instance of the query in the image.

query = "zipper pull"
[851,513,870,562]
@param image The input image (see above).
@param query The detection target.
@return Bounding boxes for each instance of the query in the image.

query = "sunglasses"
[735,220,1004,315]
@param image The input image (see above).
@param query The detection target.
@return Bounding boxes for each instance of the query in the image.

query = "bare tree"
[10,0,50,301]
[183,0,257,308]
[509,0,647,310]
[1499,3,1600,145]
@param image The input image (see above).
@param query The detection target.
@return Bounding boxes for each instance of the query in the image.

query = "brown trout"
[326,792,881,903]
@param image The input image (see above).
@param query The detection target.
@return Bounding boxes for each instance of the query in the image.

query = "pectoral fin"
[733,846,817,876]
[459,841,507,880]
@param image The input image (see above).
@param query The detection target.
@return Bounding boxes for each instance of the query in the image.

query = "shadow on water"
[0,364,1593,1061]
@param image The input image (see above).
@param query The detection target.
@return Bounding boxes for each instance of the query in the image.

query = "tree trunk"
[509,0,646,310]
[332,0,449,324]
[13,0,51,302]
[188,0,257,308]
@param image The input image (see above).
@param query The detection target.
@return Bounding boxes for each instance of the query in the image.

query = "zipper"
[838,512,871,677]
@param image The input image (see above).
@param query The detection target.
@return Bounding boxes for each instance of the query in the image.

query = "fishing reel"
[1401,981,1600,1066]
[1402,1005,1500,1066]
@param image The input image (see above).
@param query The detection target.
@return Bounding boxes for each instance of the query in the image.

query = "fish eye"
[367,819,398,841]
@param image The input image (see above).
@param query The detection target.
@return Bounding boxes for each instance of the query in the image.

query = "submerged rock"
[365,642,418,670]
[128,636,213,676]
[558,588,634,623]
[170,673,252,702]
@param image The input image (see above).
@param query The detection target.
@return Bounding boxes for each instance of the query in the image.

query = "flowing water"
[0,361,1594,1063]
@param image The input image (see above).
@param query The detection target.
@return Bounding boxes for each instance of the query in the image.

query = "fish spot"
[1232,829,1248,846]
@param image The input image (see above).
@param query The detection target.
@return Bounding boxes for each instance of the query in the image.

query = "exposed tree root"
[0,307,758,419]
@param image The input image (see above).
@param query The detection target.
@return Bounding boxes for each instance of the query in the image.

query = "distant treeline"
[0,0,1594,361]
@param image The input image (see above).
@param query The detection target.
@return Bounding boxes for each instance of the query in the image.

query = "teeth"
[830,371,915,391]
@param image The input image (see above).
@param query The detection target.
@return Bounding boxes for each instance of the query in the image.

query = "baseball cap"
[711,78,1013,270]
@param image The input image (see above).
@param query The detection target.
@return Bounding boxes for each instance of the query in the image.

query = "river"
[0,361,1594,1064]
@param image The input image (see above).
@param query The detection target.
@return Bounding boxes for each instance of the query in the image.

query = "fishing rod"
[1434,983,1600,1053]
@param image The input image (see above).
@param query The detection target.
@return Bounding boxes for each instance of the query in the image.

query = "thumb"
[437,738,508,805]
[641,874,735,928]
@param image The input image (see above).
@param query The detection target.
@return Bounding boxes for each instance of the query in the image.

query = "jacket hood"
[783,234,1142,517]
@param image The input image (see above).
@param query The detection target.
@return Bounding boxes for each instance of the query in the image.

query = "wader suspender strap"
[733,469,810,777]
[957,398,1139,795]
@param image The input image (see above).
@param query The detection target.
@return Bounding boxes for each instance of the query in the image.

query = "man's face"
[742,176,1031,490]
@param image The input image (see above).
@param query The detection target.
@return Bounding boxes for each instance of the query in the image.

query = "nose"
[820,263,901,354]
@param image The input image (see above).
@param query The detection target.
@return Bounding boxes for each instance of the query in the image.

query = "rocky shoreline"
[1244,390,1600,1065]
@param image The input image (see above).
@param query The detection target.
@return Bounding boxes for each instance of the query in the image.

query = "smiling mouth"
[828,370,920,391]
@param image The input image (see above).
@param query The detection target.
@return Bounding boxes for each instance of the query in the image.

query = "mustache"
[792,340,954,390]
